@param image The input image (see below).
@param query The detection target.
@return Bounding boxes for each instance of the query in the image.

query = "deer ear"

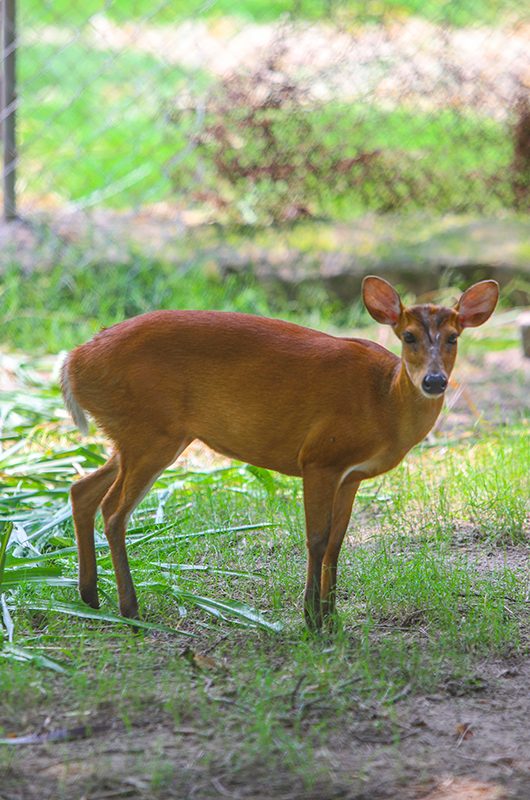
[456,280,499,328]
[362,276,403,326]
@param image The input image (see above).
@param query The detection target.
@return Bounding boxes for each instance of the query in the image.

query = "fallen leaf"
[455,722,474,743]
[181,647,222,672]
[419,776,507,800]
[0,725,95,745]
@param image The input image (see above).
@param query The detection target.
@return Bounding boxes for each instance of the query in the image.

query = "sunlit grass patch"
[1,259,360,353]
[349,540,524,652]
[21,0,523,27]
[0,360,527,795]
[365,425,530,545]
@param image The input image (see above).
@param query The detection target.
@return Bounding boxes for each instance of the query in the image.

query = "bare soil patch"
[2,654,530,800]
[438,346,530,433]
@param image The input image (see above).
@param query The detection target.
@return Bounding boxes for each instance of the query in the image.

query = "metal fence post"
[2,0,17,220]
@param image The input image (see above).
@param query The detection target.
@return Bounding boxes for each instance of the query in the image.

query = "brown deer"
[61,276,499,629]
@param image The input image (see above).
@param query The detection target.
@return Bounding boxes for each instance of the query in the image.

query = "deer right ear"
[362,276,403,326]
[455,280,499,329]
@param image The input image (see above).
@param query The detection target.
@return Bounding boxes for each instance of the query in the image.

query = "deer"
[61,276,499,630]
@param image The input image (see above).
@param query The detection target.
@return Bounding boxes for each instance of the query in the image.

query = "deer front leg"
[321,479,360,623]
[302,466,342,632]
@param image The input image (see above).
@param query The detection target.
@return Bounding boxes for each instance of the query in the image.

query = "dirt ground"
[435,346,530,434]
[2,652,530,800]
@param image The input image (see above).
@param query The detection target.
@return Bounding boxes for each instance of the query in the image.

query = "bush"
[168,61,514,223]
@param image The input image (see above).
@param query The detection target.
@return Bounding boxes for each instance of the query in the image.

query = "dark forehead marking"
[408,305,455,332]
[434,307,455,326]
[407,306,435,339]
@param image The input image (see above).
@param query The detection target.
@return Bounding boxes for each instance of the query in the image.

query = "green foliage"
[21,0,522,27]
[377,426,530,545]
[0,360,528,673]
[0,376,286,643]
[19,42,199,208]
[0,257,367,353]
[19,24,517,217]
[172,97,512,223]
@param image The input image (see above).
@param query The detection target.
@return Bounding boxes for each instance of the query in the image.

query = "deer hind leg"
[321,479,360,623]
[71,453,120,608]
[100,435,190,619]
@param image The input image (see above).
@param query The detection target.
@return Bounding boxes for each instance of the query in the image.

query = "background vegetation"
[19,0,528,221]
[22,0,524,27]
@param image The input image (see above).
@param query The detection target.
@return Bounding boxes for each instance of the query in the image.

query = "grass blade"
[152,561,263,579]
[2,575,77,588]
[0,522,13,589]
[131,521,275,547]
[0,643,66,673]
[25,601,193,636]
[1,594,14,642]
[26,506,72,541]
[173,589,283,632]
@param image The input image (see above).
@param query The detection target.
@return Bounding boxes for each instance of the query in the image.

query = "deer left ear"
[362,276,403,326]
[456,280,499,328]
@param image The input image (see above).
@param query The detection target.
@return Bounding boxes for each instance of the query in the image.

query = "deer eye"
[447,333,458,345]
[403,331,417,344]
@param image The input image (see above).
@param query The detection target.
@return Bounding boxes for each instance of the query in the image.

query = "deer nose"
[422,373,448,395]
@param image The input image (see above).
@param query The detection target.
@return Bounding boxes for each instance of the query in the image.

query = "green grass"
[20,43,206,208]
[0,259,527,789]
[21,0,525,27]
[1,244,523,355]
[174,102,512,222]
[1,368,528,667]
[0,256,369,353]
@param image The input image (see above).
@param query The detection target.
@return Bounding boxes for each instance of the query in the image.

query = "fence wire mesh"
[1,1,530,271]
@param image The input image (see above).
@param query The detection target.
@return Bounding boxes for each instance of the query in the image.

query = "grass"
[18,2,518,219]
[21,0,525,27]
[174,103,512,223]
[3,2,528,789]
[19,43,204,209]
[0,246,523,354]
[0,256,370,353]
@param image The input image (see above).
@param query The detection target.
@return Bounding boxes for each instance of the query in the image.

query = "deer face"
[362,276,499,399]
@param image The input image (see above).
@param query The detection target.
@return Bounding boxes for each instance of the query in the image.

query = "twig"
[89,789,136,800]
[383,682,412,705]
[211,777,241,798]
[174,727,212,738]
[203,633,229,655]
[351,729,418,744]
[208,695,251,713]
[456,723,473,747]
[290,674,306,710]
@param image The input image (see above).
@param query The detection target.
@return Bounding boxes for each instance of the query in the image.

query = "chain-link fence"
[1,1,529,273]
